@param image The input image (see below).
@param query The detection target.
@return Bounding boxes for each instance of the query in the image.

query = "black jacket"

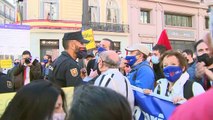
[48,51,83,87]
[0,72,14,93]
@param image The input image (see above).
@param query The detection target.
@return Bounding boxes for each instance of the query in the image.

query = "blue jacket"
[127,61,155,90]
[187,61,196,81]
[187,61,205,87]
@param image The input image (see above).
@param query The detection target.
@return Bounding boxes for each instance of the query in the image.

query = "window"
[40,40,59,61]
[5,6,9,17]
[0,18,4,24]
[106,0,119,23]
[41,0,59,20]
[205,17,209,29]
[165,13,192,27]
[170,40,194,51]
[0,2,3,12]
[10,9,15,21]
[89,0,100,22]
[140,9,150,24]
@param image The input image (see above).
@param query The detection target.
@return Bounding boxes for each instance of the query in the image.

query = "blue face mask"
[163,66,183,83]
[43,59,48,64]
[125,56,137,67]
[97,47,107,53]
[151,55,159,64]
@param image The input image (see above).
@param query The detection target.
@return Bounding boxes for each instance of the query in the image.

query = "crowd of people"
[0,30,212,120]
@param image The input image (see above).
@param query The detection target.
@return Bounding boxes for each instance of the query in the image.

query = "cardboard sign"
[0,87,74,117]
[82,29,96,50]
[0,59,13,68]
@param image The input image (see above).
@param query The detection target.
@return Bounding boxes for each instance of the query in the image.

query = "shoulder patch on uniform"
[49,65,54,71]
[7,81,13,89]
[70,68,78,77]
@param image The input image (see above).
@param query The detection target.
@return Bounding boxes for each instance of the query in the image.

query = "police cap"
[62,31,89,43]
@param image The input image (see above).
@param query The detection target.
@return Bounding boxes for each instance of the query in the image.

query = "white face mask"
[51,112,66,120]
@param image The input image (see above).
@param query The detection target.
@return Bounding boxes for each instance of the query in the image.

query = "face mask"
[43,59,48,64]
[125,56,137,67]
[197,53,213,66]
[163,66,183,83]
[76,47,87,59]
[151,55,159,64]
[51,112,66,120]
[97,47,107,53]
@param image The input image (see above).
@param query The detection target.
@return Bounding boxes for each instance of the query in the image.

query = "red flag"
[157,29,172,50]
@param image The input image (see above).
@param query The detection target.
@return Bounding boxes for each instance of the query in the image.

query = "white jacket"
[94,69,135,110]
[154,72,205,99]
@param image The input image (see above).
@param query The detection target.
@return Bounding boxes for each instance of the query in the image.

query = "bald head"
[99,50,120,68]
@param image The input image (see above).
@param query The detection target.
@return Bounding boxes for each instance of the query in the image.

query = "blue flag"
[133,87,178,120]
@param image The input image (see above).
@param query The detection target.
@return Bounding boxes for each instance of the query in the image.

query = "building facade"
[128,0,210,51]
[17,0,129,60]
[0,0,15,24]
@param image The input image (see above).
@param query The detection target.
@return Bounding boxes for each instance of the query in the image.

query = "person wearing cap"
[121,44,155,90]
[48,31,89,87]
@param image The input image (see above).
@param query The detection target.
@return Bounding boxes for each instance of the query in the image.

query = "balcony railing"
[88,22,129,33]
[0,10,15,22]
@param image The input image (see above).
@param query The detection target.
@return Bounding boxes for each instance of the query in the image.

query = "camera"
[25,58,31,64]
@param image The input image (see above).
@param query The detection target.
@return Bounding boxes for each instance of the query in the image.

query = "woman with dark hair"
[0,80,67,120]
[144,50,205,104]
[41,54,53,80]
[68,85,132,120]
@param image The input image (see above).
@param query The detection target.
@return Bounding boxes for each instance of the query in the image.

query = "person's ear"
[69,41,76,50]
[137,53,143,60]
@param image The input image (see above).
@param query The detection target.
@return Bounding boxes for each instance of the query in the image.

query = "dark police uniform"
[48,31,89,87]
[0,72,14,93]
[48,51,82,87]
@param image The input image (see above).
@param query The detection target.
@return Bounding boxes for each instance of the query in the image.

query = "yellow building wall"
[25,0,128,24]
[59,0,83,21]
[121,0,128,24]
[27,0,40,19]
[99,0,128,24]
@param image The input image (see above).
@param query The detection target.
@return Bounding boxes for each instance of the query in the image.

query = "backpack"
[183,80,194,100]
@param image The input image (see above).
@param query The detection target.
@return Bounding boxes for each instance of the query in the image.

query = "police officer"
[48,31,89,87]
[0,72,14,93]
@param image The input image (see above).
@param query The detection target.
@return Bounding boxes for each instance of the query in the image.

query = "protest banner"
[133,87,178,120]
[82,29,96,50]
[0,87,74,117]
[0,59,13,69]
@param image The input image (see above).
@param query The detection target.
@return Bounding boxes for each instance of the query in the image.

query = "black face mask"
[76,47,87,59]
[197,53,213,66]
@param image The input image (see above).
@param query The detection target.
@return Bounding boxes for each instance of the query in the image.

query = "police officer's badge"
[7,81,13,89]
[70,68,78,77]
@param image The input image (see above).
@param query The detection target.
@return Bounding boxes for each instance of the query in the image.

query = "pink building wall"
[128,0,210,50]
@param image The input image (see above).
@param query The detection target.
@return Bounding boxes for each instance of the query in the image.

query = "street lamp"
[82,0,89,30]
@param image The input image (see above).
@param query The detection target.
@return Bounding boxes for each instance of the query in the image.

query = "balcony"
[88,22,129,33]
[0,10,15,22]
